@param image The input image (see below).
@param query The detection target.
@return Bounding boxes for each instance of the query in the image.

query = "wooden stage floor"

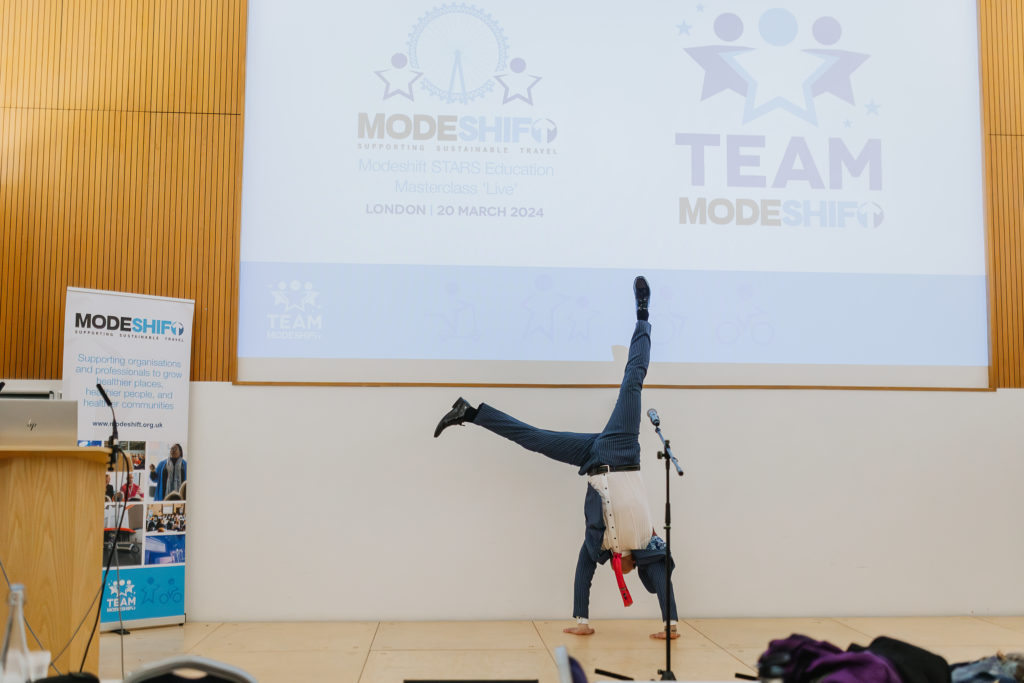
[99,616,1024,682]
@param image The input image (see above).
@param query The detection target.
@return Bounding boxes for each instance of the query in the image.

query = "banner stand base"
[101,615,186,632]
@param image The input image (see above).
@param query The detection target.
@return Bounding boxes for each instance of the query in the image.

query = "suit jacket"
[572,483,676,620]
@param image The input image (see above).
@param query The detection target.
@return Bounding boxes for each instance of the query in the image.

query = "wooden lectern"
[0,445,109,675]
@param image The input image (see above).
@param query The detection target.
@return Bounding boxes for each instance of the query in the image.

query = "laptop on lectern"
[0,399,79,446]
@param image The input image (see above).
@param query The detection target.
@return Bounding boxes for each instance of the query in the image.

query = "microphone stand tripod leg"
[657,444,676,680]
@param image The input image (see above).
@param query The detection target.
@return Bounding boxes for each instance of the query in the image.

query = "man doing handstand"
[433,276,678,639]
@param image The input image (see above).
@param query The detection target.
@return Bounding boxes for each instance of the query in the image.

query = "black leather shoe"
[633,276,650,314]
[434,397,474,437]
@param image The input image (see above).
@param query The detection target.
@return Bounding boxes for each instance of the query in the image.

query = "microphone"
[96,383,112,407]
[647,408,660,427]
[96,382,119,463]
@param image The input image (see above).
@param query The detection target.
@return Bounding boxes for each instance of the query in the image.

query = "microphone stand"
[596,410,685,683]
[87,382,133,652]
[653,417,684,681]
[96,383,120,469]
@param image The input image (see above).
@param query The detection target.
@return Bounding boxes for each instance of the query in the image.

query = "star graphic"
[433,304,478,341]
[493,72,542,105]
[728,46,832,124]
[375,68,423,101]
[696,3,705,13]
[567,306,599,341]
[865,99,881,115]
[685,46,752,100]
[271,290,289,307]
[522,299,563,340]
[521,279,568,340]
[295,290,319,311]
[805,49,869,104]
[843,119,853,128]
[677,20,692,35]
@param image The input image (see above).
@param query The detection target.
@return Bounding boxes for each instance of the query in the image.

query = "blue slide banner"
[100,566,185,624]
[239,262,988,367]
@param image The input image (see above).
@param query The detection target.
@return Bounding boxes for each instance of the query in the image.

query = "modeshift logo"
[359,4,558,147]
[377,3,543,106]
[683,8,870,126]
[675,7,884,229]
[267,280,323,341]
[74,313,185,337]
[106,579,137,613]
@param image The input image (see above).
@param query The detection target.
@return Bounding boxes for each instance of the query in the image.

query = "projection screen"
[237,0,989,387]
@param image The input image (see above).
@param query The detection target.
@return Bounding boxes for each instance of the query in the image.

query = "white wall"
[183,383,1024,622]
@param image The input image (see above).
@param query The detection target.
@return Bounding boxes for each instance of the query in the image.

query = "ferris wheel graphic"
[406,4,509,104]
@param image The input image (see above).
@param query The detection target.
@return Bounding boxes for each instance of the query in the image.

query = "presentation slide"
[237,0,988,387]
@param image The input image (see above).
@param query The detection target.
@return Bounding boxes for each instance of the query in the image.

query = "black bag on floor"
[850,635,951,683]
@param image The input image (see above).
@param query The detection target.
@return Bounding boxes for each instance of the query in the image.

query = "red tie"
[611,553,633,607]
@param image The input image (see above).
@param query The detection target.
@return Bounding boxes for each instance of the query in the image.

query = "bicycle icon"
[716,308,774,345]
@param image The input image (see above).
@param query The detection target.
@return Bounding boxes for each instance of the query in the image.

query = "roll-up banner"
[62,287,194,630]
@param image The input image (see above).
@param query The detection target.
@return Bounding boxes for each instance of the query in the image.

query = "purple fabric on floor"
[807,650,904,683]
[569,656,588,683]
[760,634,844,681]
[759,634,904,683]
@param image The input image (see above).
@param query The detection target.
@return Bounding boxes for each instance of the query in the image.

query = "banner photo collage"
[102,441,187,564]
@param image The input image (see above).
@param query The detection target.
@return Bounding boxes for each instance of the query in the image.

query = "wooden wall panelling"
[1012,134,1021,388]
[995,134,1022,388]
[198,115,213,380]
[58,0,150,112]
[986,139,1001,387]
[988,137,1024,387]
[213,117,227,380]
[199,115,213,380]
[36,108,58,378]
[228,110,243,380]
[221,117,242,379]
[1,109,23,372]
[0,0,61,109]
[1,110,14,371]
[1,0,246,380]
[980,0,1024,387]
[4,110,49,376]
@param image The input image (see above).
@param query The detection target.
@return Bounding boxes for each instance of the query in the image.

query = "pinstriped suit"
[473,320,677,620]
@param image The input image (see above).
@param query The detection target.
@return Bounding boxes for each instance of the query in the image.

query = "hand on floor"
[649,628,679,640]
[563,625,595,636]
